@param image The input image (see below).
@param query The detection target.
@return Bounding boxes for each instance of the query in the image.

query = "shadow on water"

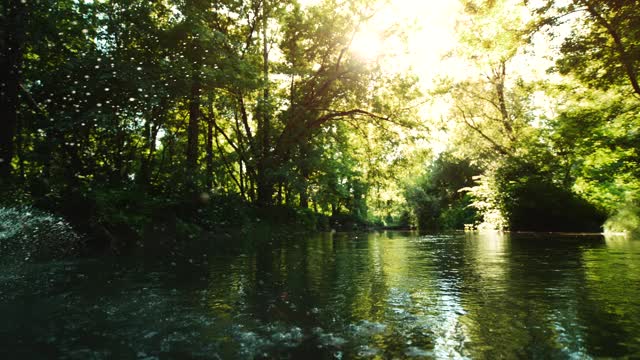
[0,230,639,359]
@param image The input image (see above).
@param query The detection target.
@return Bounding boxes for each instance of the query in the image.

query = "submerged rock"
[348,320,387,337]
[405,346,433,358]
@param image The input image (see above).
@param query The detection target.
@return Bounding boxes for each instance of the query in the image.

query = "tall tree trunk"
[111,127,126,184]
[186,67,201,173]
[256,0,273,206]
[139,119,160,188]
[206,115,214,190]
[298,141,311,209]
[16,114,25,180]
[250,179,256,203]
[285,184,292,206]
[493,61,513,137]
[299,191,309,208]
[256,162,273,205]
[0,0,26,179]
[239,159,245,199]
[276,182,283,205]
[299,178,309,209]
[262,0,270,163]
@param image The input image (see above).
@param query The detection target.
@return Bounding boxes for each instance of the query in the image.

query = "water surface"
[1,231,639,359]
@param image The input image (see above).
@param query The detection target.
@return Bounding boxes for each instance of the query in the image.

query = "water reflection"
[1,232,639,358]
[581,234,640,356]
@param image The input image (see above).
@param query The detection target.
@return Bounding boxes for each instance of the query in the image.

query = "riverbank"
[1,184,386,257]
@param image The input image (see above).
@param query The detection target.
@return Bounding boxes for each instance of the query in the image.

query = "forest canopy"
[1,0,638,247]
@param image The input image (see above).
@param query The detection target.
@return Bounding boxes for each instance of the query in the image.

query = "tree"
[0,0,26,178]
[530,0,640,96]
[0,0,432,241]
[442,0,535,162]
[428,0,611,231]
[404,153,480,230]
[527,0,640,232]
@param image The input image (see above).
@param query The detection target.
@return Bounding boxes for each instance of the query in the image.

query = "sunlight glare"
[350,29,384,61]
[299,0,463,82]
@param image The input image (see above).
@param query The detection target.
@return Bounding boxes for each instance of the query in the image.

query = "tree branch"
[213,126,244,195]
[307,108,411,129]
[582,0,640,96]
[455,104,511,157]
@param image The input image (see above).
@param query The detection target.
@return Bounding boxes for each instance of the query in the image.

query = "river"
[1,231,639,359]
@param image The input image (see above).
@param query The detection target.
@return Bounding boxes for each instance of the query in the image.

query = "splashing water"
[0,206,83,263]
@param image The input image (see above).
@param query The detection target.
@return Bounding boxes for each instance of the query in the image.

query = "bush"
[194,193,254,229]
[438,194,478,230]
[329,212,370,231]
[468,159,606,232]
[504,176,605,232]
[604,203,640,235]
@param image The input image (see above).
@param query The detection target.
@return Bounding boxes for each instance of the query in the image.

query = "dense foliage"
[1,0,421,251]
[404,153,479,230]
[404,0,639,233]
[1,0,638,249]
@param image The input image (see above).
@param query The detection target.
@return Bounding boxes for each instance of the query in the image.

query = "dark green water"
[1,231,639,359]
